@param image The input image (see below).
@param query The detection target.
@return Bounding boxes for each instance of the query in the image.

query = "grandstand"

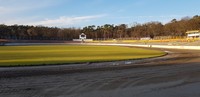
[186,30,200,39]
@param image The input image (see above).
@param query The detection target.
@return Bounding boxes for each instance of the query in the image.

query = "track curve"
[1,48,200,97]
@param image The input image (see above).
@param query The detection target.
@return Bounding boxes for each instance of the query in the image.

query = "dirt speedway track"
[1,48,200,97]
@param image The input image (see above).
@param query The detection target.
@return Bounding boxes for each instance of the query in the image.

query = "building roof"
[186,30,200,34]
[80,33,86,35]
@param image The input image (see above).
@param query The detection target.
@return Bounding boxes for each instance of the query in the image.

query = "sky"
[0,0,200,28]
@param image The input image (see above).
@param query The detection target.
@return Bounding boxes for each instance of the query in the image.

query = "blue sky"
[0,0,200,28]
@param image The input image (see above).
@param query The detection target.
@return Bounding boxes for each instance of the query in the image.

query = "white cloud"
[0,0,107,27]
[0,6,15,14]
[0,0,61,15]
[131,15,186,24]
[26,15,107,27]
[1,0,108,27]
[2,14,107,27]
[136,15,184,18]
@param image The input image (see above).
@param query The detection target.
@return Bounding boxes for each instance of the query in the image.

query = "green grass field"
[0,45,165,66]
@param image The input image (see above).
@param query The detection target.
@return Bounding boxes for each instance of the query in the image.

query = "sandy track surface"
[1,48,200,97]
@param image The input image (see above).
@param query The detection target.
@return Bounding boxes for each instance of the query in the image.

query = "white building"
[186,30,200,38]
[73,33,93,42]
[79,33,86,41]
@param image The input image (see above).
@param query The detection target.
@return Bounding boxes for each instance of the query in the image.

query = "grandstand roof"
[186,30,200,34]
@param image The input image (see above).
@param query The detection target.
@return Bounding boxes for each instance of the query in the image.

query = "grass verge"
[0,45,165,67]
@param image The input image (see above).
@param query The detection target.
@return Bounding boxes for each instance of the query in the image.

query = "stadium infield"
[0,45,165,67]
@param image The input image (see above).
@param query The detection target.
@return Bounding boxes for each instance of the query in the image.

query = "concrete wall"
[73,39,93,42]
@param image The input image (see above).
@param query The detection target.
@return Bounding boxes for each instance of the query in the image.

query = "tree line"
[0,15,200,40]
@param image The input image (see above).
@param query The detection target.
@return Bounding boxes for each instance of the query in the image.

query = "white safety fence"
[85,43,200,50]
